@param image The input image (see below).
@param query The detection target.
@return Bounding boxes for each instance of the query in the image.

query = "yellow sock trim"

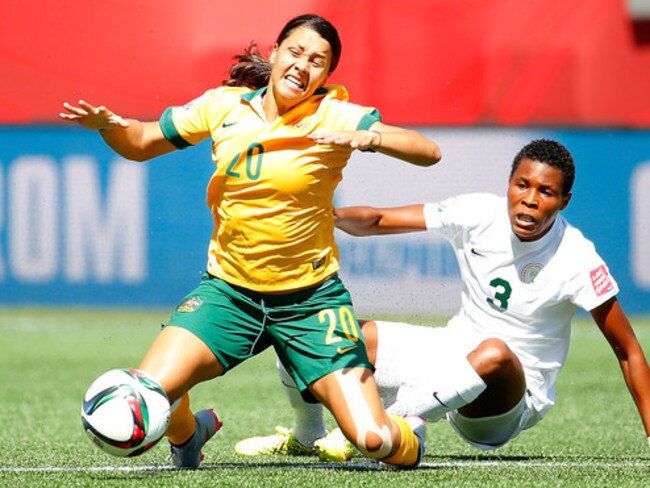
[381,416,420,467]
[165,393,196,445]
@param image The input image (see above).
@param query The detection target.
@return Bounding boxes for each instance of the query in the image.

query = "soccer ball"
[81,368,171,457]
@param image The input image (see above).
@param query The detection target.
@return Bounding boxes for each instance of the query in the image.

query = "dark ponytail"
[223,42,271,90]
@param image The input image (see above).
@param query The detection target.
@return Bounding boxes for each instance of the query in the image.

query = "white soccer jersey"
[422,193,618,416]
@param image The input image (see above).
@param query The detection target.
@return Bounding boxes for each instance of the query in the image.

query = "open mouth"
[515,213,537,229]
[284,75,305,90]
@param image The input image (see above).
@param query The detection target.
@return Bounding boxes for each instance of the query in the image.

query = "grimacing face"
[507,158,571,241]
[268,26,332,115]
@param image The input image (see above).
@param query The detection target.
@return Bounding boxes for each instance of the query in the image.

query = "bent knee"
[363,431,390,456]
[471,338,521,375]
[353,423,393,459]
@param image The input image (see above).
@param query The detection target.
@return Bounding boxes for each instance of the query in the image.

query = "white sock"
[386,357,486,421]
[277,360,327,447]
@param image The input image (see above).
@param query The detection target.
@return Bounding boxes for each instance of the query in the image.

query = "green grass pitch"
[0,308,649,487]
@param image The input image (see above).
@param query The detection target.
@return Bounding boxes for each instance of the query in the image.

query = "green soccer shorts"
[164,273,372,392]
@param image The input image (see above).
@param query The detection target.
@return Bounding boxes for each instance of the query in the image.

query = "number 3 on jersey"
[487,277,512,311]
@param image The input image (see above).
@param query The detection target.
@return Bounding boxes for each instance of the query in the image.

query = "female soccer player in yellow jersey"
[60,14,441,469]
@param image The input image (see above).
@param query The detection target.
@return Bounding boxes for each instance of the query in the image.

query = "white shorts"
[447,393,535,450]
[374,320,546,449]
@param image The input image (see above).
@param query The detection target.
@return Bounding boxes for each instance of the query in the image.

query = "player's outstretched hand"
[309,129,380,151]
[59,100,130,131]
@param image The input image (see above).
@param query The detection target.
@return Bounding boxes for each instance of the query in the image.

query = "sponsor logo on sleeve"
[432,201,449,213]
[181,96,203,111]
[176,296,203,313]
[590,265,613,296]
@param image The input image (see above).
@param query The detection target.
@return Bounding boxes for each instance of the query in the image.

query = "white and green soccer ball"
[81,368,170,457]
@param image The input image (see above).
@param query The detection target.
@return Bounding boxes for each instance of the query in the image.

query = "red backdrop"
[2,0,649,126]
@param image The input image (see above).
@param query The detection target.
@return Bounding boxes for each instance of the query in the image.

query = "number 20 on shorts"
[319,307,359,345]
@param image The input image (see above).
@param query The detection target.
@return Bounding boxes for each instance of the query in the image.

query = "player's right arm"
[60,100,176,161]
[334,204,427,236]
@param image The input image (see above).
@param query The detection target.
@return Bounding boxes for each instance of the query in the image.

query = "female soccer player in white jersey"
[235,138,650,460]
[60,14,441,469]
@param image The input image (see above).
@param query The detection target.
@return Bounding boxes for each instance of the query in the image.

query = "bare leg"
[137,325,226,465]
[309,367,401,460]
[358,320,378,365]
[138,325,225,402]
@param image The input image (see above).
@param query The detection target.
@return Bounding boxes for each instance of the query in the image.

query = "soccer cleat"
[404,416,427,467]
[314,428,357,462]
[234,426,317,456]
[169,409,222,469]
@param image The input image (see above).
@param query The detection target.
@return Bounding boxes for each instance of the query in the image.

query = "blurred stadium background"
[1,0,650,317]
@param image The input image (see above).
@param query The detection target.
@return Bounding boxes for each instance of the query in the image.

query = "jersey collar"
[240,86,329,122]
[240,86,328,103]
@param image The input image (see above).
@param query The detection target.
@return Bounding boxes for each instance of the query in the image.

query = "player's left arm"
[591,296,650,443]
[308,121,441,167]
[335,204,427,236]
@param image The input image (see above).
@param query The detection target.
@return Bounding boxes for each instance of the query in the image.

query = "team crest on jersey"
[432,198,453,213]
[590,265,613,296]
[521,263,543,284]
[181,94,205,111]
[292,116,311,130]
[176,296,203,313]
[311,256,326,270]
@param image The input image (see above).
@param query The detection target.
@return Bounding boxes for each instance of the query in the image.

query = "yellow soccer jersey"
[159,84,380,292]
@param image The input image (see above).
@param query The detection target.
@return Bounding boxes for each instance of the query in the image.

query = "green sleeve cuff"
[358,109,382,152]
[357,109,381,130]
[160,107,191,149]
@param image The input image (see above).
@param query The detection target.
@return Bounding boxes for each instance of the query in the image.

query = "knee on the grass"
[352,424,393,459]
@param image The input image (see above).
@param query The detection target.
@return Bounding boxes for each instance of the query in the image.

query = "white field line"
[2,460,650,473]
